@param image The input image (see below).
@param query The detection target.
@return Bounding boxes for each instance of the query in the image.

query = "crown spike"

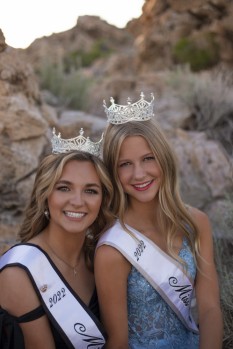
[51,128,103,157]
[127,97,132,105]
[103,92,154,125]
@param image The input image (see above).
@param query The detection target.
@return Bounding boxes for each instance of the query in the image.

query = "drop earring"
[44,209,50,220]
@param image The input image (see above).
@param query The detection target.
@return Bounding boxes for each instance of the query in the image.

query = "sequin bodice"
[127,239,199,349]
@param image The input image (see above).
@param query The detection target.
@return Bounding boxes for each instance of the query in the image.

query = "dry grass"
[166,65,233,156]
[214,195,233,349]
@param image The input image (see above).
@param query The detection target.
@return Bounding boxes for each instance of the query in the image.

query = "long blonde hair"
[103,120,200,264]
[18,151,114,268]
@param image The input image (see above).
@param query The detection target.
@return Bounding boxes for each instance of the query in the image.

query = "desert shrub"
[37,61,91,110]
[213,194,233,349]
[80,40,112,67]
[63,51,82,72]
[63,40,112,72]
[166,65,233,156]
[58,70,91,109]
[173,35,219,72]
[38,61,64,96]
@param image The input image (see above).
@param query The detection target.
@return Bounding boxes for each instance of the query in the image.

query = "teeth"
[134,181,151,188]
[65,212,85,218]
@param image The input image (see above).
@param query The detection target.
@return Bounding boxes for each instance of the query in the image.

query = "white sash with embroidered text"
[97,220,199,334]
[0,244,106,348]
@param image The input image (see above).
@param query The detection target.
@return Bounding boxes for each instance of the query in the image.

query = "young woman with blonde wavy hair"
[95,94,223,349]
[0,149,114,349]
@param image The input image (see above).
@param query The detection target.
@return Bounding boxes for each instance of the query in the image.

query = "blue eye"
[85,189,99,195]
[144,156,155,161]
[119,162,131,167]
[57,186,70,192]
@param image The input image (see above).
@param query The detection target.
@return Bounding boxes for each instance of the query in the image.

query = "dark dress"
[0,289,100,349]
[0,244,104,349]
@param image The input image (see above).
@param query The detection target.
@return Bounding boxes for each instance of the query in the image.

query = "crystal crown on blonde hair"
[51,128,103,157]
[103,92,154,124]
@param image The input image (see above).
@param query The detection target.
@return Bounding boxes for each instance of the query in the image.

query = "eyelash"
[85,189,99,195]
[56,187,99,195]
[119,162,131,168]
[144,156,155,161]
[56,186,69,192]
[119,156,155,167]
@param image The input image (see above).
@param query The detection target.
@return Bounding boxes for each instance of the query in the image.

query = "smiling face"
[47,160,102,236]
[117,136,162,206]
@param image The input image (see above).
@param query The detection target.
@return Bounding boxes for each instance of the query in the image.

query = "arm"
[95,245,131,349]
[191,207,223,349]
[0,266,56,349]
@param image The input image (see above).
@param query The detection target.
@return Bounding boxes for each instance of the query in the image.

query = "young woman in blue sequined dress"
[95,93,223,349]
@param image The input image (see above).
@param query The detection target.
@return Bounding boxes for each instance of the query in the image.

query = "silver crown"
[103,92,154,124]
[51,128,103,157]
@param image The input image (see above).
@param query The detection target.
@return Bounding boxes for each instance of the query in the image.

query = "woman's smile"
[132,180,154,191]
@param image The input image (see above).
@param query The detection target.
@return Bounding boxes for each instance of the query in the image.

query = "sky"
[0,0,145,49]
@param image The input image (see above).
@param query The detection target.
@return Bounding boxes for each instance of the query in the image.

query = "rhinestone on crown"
[103,92,154,124]
[51,128,103,157]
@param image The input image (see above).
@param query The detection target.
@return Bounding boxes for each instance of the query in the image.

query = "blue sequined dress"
[127,238,199,349]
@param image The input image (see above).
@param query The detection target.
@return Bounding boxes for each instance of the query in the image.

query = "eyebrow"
[56,180,101,188]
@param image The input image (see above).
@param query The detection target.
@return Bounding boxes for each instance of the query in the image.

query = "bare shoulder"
[187,205,210,224]
[95,244,131,278]
[95,244,127,263]
[96,245,121,259]
[186,205,212,239]
[1,265,31,289]
[0,266,40,316]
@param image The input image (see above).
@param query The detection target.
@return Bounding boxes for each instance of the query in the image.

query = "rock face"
[21,16,132,72]
[128,0,233,72]
[0,3,232,253]
[0,32,51,247]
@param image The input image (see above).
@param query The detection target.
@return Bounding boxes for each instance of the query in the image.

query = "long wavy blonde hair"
[103,120,200,265]
[18,151,114,269]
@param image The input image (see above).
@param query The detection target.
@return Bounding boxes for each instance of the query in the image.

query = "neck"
[124,201,165,242]
[43,227,86,267]
[126,199,159,224]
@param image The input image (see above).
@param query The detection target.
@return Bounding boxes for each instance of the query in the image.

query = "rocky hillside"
[128,0,233,71]
[0,0,232,252]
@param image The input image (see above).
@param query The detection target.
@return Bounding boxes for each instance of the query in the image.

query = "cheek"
[48,193,62,207]
[92,196,103,213]
[149,163,161,176]
[117,168,130,185]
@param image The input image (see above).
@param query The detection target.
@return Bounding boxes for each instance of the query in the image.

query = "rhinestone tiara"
[103,92,154,124]
[51,127,103,157]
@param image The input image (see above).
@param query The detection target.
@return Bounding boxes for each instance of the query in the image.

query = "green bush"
[81,40,112,67]
[63,52,82,73]
[173,35,219,71]
[38,61,64,96]
[37,61,91,110]
[63,40,112,72]
[59,70,91,110]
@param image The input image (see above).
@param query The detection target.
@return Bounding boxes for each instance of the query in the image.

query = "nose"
[133,163,146,180]
[69,191,83,206]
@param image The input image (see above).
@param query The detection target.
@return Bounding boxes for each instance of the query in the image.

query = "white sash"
[0,244,106,349]
[97,221,199,334]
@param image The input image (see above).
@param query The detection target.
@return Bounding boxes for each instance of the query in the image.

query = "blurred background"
[0,0,232,346]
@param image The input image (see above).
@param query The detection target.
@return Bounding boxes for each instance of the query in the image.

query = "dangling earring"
[44,209,50,220]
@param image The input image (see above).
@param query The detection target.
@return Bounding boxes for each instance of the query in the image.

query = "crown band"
[103,92,154,124]
[51,128,103,157]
